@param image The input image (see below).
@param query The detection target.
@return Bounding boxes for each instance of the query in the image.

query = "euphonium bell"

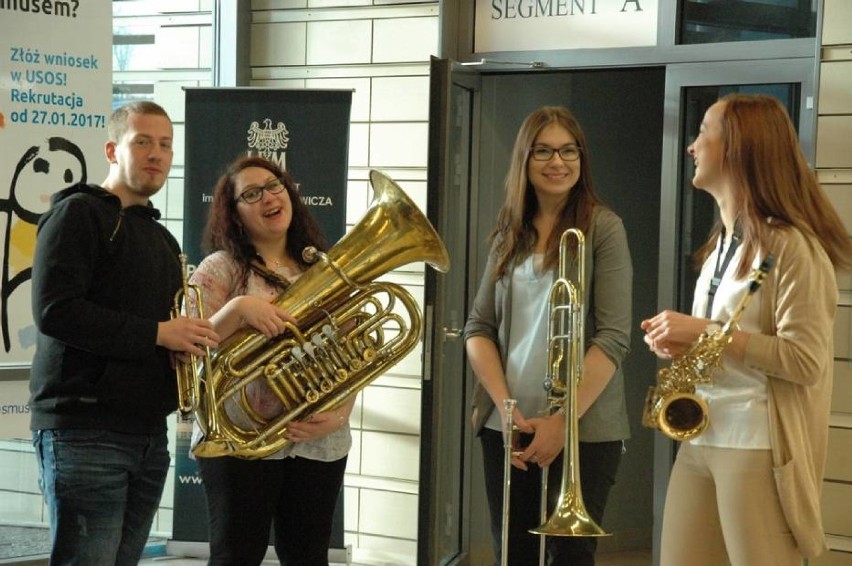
[188,170,450,459]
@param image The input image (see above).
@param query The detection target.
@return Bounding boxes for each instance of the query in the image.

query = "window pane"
[678,0,816,45]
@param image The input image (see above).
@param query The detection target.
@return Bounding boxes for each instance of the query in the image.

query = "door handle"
[444,327,463,339]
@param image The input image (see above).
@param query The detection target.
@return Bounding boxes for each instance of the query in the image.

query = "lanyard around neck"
[705,226,741,319]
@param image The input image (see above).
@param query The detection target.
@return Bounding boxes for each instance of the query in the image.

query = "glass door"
[652,58,815,565]
[417,57,481,565]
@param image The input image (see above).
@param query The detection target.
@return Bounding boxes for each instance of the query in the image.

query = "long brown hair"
[694,94,851,275]
[202,156,328,284]
[490,105,604,279]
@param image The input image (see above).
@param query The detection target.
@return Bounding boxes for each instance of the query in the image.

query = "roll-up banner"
[176,88,352,546]
[0,1,112,440]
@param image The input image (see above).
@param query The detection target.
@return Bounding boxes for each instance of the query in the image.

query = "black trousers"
[480,428,623,566]
[198,454,347,566]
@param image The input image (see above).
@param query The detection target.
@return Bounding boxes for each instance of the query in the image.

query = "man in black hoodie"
[29,100,221,565]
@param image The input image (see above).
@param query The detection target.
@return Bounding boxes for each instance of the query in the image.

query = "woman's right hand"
[236,296,297,338]
[498,405,534,470]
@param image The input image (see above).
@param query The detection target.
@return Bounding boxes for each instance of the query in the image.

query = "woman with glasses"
[464,106,632,565]
[187,155,354,566]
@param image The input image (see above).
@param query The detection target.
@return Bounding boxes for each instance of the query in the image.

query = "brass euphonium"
[186,170,450,459]
[531,229,609,539]
[642,254,774,441]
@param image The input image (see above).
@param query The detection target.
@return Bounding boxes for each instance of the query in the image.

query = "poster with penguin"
[0,2,112,367]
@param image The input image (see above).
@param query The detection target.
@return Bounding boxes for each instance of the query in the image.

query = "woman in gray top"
[464,106,632,566]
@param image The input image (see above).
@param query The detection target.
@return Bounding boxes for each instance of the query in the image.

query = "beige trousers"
[660,443,802,566]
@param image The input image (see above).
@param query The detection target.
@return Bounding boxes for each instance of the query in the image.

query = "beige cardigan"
[744,224,837,558]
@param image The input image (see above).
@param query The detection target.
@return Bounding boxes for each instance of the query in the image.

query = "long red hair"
[694,94,851,275]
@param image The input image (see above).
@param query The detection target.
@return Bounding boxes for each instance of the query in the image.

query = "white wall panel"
[346,428,363,474]
[306,20,372,65]
[154,81,192,122]
[251,22,307,66]
[359,489,418,539]
[251,78,307,88]
[361,386,420,434]
[836,306,850,359]
[823,0,852,45]
[360,431,420,480]
[371,76,430,121]
[355,533,417,564]
[816,116,852,168]
[345,179,371,225]
[832,361,851,414]
[369,123,429,168]
[348,123,370,168]
[819,62,852,114]
[373,17,438,63]
[309,0,370,8]
[0,491,44,524]
[305,77,371,121]
[823,185,851,234]
[344,485,360,528]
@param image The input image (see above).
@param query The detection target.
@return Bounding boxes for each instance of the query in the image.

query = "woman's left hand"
[286,410,346,443]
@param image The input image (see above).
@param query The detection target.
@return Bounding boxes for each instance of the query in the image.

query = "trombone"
[531,229,608,538]
[500,229,607,566]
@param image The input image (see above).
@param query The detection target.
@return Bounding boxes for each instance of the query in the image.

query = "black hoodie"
[29,183,182,434]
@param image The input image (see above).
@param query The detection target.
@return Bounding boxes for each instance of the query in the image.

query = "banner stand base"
[165,541,352,564]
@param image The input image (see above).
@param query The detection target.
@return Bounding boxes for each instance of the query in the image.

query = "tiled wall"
[247,1,439,562]
[813,0,852,563]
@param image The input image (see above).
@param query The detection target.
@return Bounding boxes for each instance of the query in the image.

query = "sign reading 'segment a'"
[475,0,658,53]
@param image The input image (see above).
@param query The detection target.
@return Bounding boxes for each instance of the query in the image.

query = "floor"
[0,526,651,565]
[137,550,653,566]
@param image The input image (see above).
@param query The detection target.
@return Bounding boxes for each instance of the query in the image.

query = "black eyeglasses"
[529,145,582,162]
[234,178,286,204]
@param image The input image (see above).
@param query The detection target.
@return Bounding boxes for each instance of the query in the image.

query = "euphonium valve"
[190,170,450,459]
[642,255,774,441]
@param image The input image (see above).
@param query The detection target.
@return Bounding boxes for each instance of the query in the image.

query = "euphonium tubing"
[191,170,450,459]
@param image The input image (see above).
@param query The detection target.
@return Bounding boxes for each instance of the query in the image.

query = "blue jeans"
[33,429,170,566]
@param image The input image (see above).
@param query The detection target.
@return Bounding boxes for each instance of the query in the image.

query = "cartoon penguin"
[1,137,87,353]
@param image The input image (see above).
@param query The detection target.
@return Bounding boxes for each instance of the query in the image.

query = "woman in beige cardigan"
[642,94,852,565]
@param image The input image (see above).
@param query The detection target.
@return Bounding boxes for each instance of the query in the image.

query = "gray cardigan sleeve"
[587,208,632,368]
[463,241,502,346]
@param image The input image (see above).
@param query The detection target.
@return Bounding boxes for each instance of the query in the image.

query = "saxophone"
[642,254,774,441]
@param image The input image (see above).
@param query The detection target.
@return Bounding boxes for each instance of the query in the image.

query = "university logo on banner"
[247,118,290,166]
